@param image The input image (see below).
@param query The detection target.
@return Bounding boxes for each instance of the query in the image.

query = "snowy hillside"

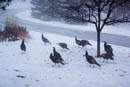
[17,10,130,37]
[0,31,130,87]
[6,0,130,37]
[0,0,130,87]
[7,0,31,9]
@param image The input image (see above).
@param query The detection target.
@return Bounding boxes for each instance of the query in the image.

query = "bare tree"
[81,0,130,56]
[58,0,130,56]
[31,0,130,56]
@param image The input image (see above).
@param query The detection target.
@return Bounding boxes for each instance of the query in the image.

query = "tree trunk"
[97,31,101,57]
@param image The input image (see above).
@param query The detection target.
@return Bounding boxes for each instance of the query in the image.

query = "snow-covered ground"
[7,0,130,37]
[0,31,130,87]
[0,1,129,87]
[7,0,31,10]
[17,10,130,37]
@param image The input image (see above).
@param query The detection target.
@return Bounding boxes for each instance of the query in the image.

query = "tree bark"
[97,31,101,57]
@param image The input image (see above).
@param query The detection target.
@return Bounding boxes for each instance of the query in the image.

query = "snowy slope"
[17,10,130,37]
[7,0,31,10]
[0,31,130,87]
[1,1,130,87]
[6,0,130,36]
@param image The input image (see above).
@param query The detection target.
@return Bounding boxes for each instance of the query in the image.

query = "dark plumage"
[75,37,91,47]
[20,39,26,52]
[100,52,114,62]
[53,47,65,65]
[53,47,64,61]
[79,40,92,47]
[104,42,113,52]
[85,51,101,67]
[49,53,64,65]
[104,42,114,56]
[41,34,51,44]
[57,43,69,50]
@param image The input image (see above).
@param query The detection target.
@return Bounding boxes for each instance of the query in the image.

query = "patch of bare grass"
[0,17,30,42]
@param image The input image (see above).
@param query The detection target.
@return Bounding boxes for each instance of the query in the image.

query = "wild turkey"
[53,47,64,63]
[104,42,113,53]
[49,53,64,65]
[85,51,101,67]
[75,37,91,47]
[41,34,51,44]
[79,40,91,47]
[57,42,69,50]
[20,39,26,53]
[100,52,114,62]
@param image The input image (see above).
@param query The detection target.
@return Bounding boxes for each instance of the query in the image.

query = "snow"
[7,0,31,10]
[0,30,130,87]
[16,10,130,37]
[1,1,130,87]
[6,0,130,37]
